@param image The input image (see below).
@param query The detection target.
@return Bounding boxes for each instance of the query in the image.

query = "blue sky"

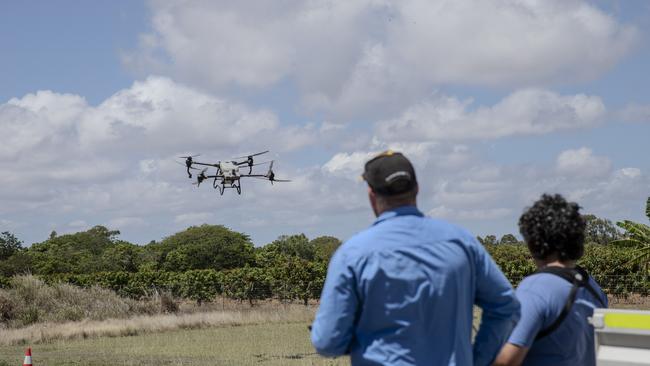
[1,0,649,246]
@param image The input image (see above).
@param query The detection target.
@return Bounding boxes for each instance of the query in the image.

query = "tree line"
[0,202,648,304]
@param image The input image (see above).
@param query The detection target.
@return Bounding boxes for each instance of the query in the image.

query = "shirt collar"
[373,205,424,225]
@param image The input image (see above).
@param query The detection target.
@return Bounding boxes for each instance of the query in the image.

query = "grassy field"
[0,321,349,366]
[0,299,646,365]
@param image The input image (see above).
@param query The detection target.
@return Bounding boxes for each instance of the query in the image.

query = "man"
[311,150,520,365]
[494,194,608,366]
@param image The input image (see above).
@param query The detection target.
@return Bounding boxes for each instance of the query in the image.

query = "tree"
[258,234,316,261]
[0,232,22,260]
[155,225,255,272]
[499,234,520,245]
[27,225,128,274]
[310,236,342,262]
[611,197,650,269]
[100,242,143,272]
[480,235,498,246]
[583,214,621,245]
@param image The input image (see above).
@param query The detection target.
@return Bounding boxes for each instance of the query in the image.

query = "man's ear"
[368,186,379,217]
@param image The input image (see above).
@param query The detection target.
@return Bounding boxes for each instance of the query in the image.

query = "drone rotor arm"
[232,150,269,159]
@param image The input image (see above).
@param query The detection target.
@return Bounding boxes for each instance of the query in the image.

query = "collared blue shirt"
[508,273,608,366]
[311,206,520,366]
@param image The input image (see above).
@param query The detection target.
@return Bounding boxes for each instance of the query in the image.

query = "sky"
[1,0,649,247]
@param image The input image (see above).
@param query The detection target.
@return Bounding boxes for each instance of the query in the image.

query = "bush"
[0,275,158,327]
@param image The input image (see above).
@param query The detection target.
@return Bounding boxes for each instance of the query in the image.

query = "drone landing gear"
[218,184,225,195]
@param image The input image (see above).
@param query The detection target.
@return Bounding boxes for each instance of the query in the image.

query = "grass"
[0,301,647,365]
[0,322,349,366]
[0,275,647,365]
[0,275,159,328]
[0,305,315,346]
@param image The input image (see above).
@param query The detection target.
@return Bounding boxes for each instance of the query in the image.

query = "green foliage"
[485,244,535,284]
[259,234,316,261]
[499,234,520,245]
[477,235,498,246]
[266,256,326,305]
[26,225,127,275]
[485,243,650,296]
[180,270,223,304]
[222,267,272,305]
[578,244,650,296]
[101,242,143,272]
[310,236,342,262]
[0,251,32,277]
[154,225,255,272]
[583,214,621,245]
[0,232,22,261]
[611,197,650,270]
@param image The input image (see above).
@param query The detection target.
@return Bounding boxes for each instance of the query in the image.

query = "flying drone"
[178,150,291,195]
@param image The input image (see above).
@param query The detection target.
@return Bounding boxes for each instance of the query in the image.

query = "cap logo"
[385,171,410,183]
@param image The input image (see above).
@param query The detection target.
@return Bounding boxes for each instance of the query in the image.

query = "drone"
[178,150,291,195]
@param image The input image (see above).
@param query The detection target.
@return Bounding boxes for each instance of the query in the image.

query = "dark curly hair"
[518,193,585,261]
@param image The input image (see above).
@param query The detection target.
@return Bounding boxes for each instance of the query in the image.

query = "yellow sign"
[604,312,650,330]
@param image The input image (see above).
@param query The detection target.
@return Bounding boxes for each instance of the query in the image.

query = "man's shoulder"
[517,273,576,308]
[341,215,479,251]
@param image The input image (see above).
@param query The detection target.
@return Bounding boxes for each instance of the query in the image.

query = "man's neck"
[374,202,417,217]
[534,258,576,269]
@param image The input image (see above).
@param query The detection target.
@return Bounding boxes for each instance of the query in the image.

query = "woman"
[494,194,607,366]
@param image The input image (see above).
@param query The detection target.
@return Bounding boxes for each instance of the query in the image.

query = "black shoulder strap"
[533,266,605,341]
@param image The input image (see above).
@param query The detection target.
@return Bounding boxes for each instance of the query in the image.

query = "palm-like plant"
[611,197,650,269]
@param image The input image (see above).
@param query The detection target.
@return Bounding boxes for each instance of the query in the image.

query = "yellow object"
[604,312,650,330]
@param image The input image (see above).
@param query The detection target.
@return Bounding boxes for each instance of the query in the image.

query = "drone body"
[179,150,290,195]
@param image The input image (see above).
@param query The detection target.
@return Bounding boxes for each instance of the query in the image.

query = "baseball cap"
[362,150,417,196]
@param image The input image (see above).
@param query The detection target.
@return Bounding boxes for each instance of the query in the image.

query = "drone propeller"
[267,160,274,183]
[250,176,292,183]
[233,150,269,160]
[250,160,271,167]
[195,168,208,187]
[180,154,201,178]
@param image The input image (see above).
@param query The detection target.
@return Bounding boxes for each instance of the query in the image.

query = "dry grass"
[0,275,158,328]
[0,304,315,346]
[0,321,348,366]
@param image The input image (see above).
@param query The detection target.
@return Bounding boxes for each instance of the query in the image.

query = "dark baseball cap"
[362,150,417,196]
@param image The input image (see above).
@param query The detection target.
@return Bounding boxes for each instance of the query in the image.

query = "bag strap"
[533,265,605,341]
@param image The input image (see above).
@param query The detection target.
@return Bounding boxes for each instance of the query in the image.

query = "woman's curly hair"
[518,193,585,261]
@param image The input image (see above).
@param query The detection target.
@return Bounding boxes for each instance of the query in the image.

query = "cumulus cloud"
[376,89,605,141]
[126,0,636,116]
[320,138,648,232]
[556,147,612,178]
[0,77,326,243]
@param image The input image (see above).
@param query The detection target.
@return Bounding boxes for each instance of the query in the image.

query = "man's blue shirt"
[508,272,608,366]
[311,206,520,365]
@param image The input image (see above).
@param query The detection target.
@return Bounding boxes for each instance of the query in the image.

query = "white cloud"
[68,220,88,228]
[174,212,214,225]
[127,0,636,117]
[376,89,605,141]
[556,147,612,178]
[322,152,376,178]
[618,103,650,123]
[428,206,513,221]
[0,77,327,244]
[107,217,147,230]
